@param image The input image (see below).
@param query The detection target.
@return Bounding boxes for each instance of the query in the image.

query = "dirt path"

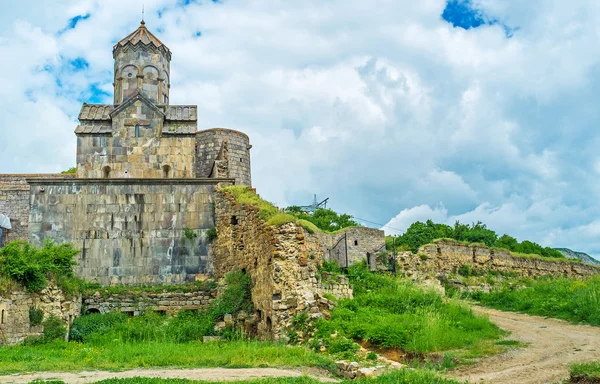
[450,306,600,384]
[0,367,338,383]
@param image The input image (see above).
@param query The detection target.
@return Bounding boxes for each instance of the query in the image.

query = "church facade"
[0,22,252,285]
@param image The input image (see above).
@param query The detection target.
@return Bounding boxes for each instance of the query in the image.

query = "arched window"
[135,124,140,138]
[102,166,111,179]
[162,165,171,178]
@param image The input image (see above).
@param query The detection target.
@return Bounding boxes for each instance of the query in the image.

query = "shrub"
[41,316,67,343]
[0,240,79,292]
[206,227,217,242]
[29,307,44,326]
[209,270,253,321]
[182,228,197,241]
[70,312,128,343]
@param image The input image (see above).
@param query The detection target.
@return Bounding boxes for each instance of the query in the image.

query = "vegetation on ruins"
[388,219,565,259]
[221,186,356,234]
[312,263,502,355]
[60,167,77,174]
[284,206,359,232]
[467,275,600,325]
[72,271,252,344]
[0,240,82,293]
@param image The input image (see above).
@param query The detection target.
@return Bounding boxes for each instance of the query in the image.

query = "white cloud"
[2,0,600,257]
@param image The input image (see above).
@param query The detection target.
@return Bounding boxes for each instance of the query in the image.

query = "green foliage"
[35,316,67,343]
[366,351,377,360]
[570,361,600,380]
[209,270,253,321]
[296,219,319,234]
[472,275,600,325]
[285,207,358,233]
[0,240,80,293]
[60,167,76,174]
[70,312,128,343]
[29,307,44,326]
[49,370,463,384]
[265,213,297,227]
[392,220,453,253]
[221,186,278,221]
[389,219,566,260]
[0,339,335,374]
[205,227,217,242]
[182,228,197,241]
[313,262,502,353]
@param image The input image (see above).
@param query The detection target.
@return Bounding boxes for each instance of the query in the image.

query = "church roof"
[113,21,171,55]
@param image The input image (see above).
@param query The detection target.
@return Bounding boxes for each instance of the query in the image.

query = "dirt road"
[451,306,600,384]
[0,367,337,383]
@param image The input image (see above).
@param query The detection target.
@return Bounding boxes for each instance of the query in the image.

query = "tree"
[495,234,518,251]
[284,207,358,232]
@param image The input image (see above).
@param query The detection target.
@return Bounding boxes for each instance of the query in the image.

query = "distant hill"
[555,248,600,265]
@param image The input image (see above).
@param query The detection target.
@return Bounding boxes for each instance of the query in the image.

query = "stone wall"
[27,178,232,285]
[309,227,386,269]
[0,284,81,345]
[77,119,196,179]
[213,190,352,340]
[196,129,251,186]
[0,174,74,244]
[83,288,216,316]
[396,240,600,278]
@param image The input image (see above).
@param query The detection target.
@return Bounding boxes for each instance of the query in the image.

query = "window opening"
[162,165,171,178]
[135,124,140,138]
[1,309,4,324]
[231,216,238,225]
[354,240,358,246]
[102,166,111,179]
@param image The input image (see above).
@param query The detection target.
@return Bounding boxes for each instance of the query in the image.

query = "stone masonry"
[0,284,81,345]
[213,189,353,340]
[396,239,600,279]
[83,288,216,316]
[28,178,229,286]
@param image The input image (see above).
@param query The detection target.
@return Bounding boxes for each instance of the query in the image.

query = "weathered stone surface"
[83,287,216,315]
[396,240,600,279]
[0,284,81,345]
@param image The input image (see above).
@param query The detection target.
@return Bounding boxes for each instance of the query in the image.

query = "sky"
[1,0,600,257]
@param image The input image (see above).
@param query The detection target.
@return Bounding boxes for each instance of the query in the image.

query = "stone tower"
[113,20,171,105]
[74,20,252,185]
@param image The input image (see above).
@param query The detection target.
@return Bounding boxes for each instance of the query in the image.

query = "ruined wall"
[396,240,600,278]
[310,227,386,268]
[83,288,216,315]
[0,284,81,345]
[196,129,251,185]
[213,190,351,340]
[0,175,75,244]
[28,178,232,285]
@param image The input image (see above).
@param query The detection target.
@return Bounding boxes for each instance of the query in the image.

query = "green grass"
[471,275,600,325]
[26,370,463,383]
[509,251,583,264]
[570,361,600,381]
[0,340,334,375]
[309,263,503,357]
[221,186,278,221]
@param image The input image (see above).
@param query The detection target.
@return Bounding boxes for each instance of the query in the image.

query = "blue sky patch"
[58,13,91,34]
[442,0,516,37]
[69,57,89,72]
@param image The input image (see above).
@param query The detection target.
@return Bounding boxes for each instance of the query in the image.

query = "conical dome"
[113,21,171,58]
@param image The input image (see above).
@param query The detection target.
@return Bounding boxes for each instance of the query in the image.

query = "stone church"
[0,21,253,285]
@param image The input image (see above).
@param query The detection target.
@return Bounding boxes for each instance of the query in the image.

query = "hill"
[555,248,600,265]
